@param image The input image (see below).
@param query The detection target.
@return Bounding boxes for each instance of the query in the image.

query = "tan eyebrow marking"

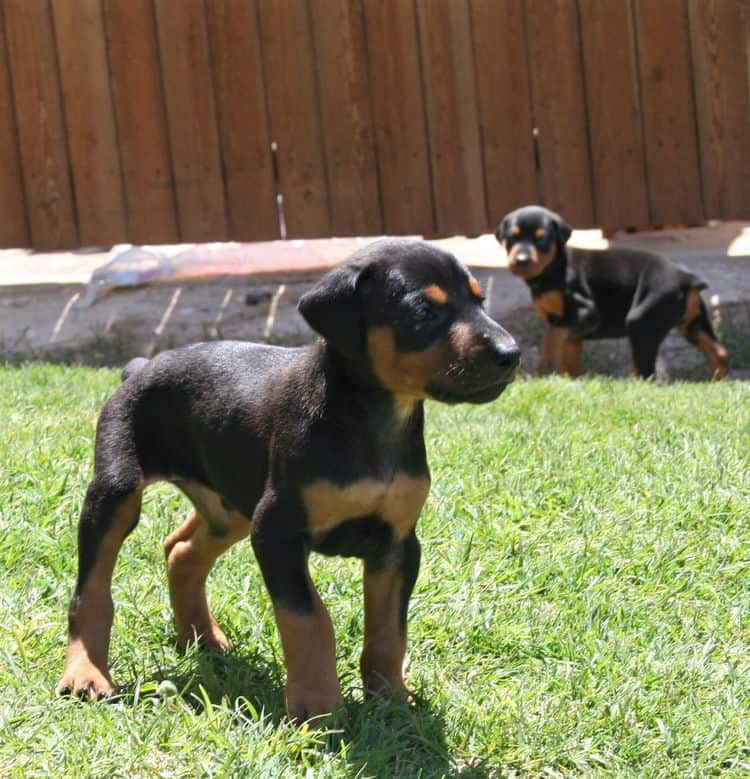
[511,225,521,236]
[469,276,483,300]
[535,227,545,238]
[423,284,448,305]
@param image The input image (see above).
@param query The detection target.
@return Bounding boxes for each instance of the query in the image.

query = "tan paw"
[56,659,115,700]
[285,682,345,723]
[177,619,232,653]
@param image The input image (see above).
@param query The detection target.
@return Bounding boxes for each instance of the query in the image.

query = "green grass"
[1,364,749,777]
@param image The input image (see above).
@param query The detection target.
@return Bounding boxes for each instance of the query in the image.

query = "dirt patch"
[1,265,747,381]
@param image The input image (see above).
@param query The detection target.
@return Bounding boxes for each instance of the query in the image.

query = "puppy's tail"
[121,357,150,382]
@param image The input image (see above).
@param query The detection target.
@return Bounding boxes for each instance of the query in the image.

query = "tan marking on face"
[303,473,430,539]
[57,490,142,699]
[533,289,565,322]
[507,243,557,279]
[367,326,454,397]
[469,275,483,300]
[535,227,546,239]
[361,568,407,692]
[511,225,521,236]
[165,508,250,650]
[274,583,342,720]
[423,284,448,305]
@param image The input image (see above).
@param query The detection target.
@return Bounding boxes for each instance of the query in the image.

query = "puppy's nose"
[490,341,521,370]
[514,252,531,267]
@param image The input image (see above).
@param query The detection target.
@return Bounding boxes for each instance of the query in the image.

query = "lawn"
[1,364,749,778]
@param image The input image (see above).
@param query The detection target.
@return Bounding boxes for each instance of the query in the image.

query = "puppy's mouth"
[425,377,513,405]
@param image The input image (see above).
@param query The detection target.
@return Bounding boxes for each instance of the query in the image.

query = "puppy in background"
[496,205,729,379]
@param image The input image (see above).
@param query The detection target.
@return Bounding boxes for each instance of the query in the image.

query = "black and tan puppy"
[496,205,729,379]
[57,239,520,720]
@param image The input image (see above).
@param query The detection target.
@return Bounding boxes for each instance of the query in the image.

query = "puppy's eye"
[412,306,433,322]
[412,303,439,324]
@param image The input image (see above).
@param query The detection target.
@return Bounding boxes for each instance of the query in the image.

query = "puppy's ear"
[495,217,510,243]
[298,262,373,358]
[554,216,572,245]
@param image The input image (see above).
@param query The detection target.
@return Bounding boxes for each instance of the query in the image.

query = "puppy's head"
[495,205,571,280]
[298,239,520,404]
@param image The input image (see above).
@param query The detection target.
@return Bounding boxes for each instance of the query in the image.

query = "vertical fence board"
[634,0,704,224]
[51,0,126,246]
[258,0,329,239]
[154,0,228,242]
[206,0,278,241]
[0,7,28,247]
[310,0,381,236]
[52,0,126,245]
[363,0,434,236]
[525,0,594,225]
[3,0,77,250]
[579,0,649,228]
[689,0,750,220]
[103,0,179,245]
[470,0,537,225]
[416,0,486,236]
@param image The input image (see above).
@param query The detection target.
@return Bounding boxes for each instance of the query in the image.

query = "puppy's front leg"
[251,511,343,721]
[361,531,420,696]
[538,325,570,375]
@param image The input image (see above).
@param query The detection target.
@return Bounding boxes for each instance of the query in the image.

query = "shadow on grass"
[117,647,490,777]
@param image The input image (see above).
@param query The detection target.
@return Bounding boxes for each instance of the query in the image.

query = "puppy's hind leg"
[679,289,729,379]
[57,476,143,699]
[164,508,250,651]
[626,296,681,378]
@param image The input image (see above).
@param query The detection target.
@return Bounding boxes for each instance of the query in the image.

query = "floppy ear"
[298,262,372,358]
[554,216,572,245]
[495,217,510,243]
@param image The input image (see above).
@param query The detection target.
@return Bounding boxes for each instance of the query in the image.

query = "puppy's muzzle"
[427,320,521,404]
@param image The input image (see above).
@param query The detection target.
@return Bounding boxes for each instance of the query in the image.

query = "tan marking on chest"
[303,473,431,539]
[533,290,565,322]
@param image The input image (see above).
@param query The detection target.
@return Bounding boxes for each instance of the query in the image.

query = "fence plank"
[258,0,329,239]
[3,0,77,250]
[310,0,381,236]
[633,0,704,225]
[470,0,537,226]
[0,8,28,248]
[363,0,434,236]
[579,0,649,229]
[416,0,486,236]
[103,0,179,245]
[688,0,750,220]
[51,0,127,246]
[525,0,594,226]
[206,0,279,241]
[154,0,228,242]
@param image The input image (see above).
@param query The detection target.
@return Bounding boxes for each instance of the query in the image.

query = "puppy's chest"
[533,289,565,323]
[303,471,430,546]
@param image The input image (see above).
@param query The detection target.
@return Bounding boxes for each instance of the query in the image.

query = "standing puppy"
[57,239,520,721]
[496,205,729,378]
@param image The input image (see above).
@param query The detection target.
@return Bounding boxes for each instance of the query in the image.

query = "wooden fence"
[1,0,749,251]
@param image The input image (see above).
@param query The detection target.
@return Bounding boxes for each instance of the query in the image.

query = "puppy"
[496,205,729,378]
[57,239,520,720]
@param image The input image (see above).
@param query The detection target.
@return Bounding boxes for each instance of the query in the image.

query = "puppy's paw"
[285,683,345,724]
[56,658,115,701]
